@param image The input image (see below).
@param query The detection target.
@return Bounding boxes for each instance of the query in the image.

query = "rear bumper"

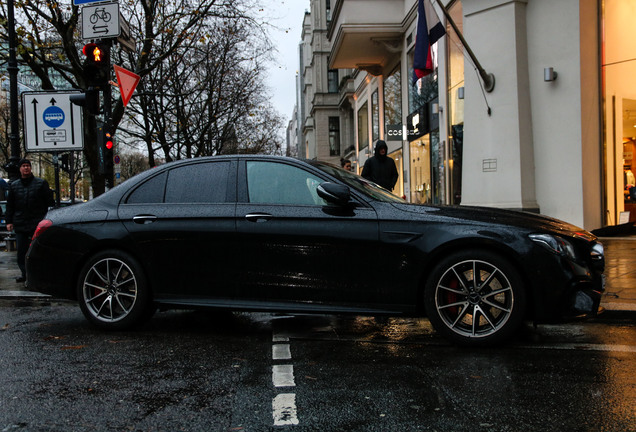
[26,240,82,300]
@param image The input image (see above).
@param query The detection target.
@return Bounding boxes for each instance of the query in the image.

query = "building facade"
[296,0,634,232]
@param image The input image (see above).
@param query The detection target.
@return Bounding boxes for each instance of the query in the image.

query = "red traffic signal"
[104,131,114,150]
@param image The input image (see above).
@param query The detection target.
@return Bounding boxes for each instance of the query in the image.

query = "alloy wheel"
[82,257,138,323]
[434,259,514,339]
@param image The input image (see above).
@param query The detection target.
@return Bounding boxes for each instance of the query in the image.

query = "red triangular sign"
[114,65,141,107]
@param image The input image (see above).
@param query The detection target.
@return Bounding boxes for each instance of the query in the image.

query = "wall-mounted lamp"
[544,67,558,82]
[458,87,465,99]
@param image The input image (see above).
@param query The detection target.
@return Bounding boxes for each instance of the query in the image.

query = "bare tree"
[119,9,284,163]
[0,97,11,170]
[0,0,284,196]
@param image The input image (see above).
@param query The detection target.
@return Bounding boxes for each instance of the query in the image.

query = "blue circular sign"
[43,106,65,128]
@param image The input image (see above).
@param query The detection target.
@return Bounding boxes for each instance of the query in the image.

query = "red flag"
[412,0,446,83]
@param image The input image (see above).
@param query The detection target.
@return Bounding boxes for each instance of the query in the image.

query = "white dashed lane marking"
[272,328,298,426]
[273,364,296,388]
[273,344,292,361]
[273,393,299,426]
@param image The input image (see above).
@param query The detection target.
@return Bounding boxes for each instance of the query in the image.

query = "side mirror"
[317,182,350,206]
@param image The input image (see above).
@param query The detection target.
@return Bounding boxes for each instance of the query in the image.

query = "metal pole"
[53,151,61,208]
[6,0,22,180]
[102,41,114,190]
[70,152,76,204]
[433,0,495,92]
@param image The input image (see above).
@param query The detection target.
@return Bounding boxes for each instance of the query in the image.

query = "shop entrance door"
[602,0,636,225]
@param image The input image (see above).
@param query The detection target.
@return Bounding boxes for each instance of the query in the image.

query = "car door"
[235,159,384,309]
[118,159,238,300]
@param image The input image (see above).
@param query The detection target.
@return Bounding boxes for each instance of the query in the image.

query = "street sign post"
[81,2,120,40]
[22,91,85,152]
[118,14,136,52]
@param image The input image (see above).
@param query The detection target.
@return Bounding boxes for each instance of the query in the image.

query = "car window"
[313,162,406,203]
[126,162,230,204]
[126,172,167,204]
[247,161,327,206]
[165,162,230,203]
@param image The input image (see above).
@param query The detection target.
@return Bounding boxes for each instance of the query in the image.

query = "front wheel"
[77,250,151,330]
[424,250,526,346]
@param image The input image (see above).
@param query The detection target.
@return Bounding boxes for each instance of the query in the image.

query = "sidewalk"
[599,237,636,312]
[1,239,635,312]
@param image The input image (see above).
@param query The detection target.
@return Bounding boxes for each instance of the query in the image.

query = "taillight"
[32,219,53,242]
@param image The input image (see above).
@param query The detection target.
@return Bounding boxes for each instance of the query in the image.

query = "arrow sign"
[114,65,141,107]
[22,91,84,152]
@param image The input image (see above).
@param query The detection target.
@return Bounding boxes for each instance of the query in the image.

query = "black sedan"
[26,155,605,346]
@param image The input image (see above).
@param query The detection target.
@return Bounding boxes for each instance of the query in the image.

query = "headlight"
[591,242,604,261]
[529,233,576,260]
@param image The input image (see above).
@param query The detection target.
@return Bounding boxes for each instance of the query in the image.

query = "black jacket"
[6,175,53,234]
[361,143,399,191]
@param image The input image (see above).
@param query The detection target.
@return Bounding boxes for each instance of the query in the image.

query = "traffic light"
[69,89,100,115]
[97,125,115,187]
[104,129,115,175]
[82,42,109,87]
[104,129,114,188]
[60,154,70,173]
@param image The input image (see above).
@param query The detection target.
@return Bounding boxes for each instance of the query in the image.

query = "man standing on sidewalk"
[361,140,399,191]
[5,159,53,283]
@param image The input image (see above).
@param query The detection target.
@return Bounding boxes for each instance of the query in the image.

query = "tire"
[424,250,526,346]
[77,249,151,330]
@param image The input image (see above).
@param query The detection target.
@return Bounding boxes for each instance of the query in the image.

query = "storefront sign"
[406,101,440,142]
[407,106,429,141]
[386,124,404,141]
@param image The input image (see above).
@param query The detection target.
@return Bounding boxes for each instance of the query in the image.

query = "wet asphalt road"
[0,300,634,431]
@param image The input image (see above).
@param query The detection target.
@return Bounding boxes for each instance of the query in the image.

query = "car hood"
[391,203,596,240]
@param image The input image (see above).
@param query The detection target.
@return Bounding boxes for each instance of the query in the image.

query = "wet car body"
[26,155,605,346]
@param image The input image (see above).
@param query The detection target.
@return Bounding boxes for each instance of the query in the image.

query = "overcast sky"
[258,0,310,124]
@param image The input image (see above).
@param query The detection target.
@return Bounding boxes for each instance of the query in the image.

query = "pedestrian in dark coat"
[6,158,53,282]
[0,177,8,201]
[361,140,399,191]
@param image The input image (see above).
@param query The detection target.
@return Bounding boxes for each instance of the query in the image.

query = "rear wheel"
[77,250,151,330]
[424,250,526,346]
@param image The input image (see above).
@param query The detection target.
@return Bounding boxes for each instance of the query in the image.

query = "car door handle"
[132,215,158,224]
[245,213,272,223]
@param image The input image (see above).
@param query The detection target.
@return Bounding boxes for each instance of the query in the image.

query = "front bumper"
[528,241,605,322]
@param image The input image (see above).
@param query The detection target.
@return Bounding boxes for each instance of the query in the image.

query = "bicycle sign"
[81,2,120,39]
[90,7,112,24]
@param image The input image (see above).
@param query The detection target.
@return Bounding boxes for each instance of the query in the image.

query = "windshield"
[311,162,406,203]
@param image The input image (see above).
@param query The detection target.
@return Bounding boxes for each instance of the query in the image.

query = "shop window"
[447,1,465,205]
[409,132,442,204]
[408,49,438,114]
[372,90,379,142]
[384,66,402,135]
[389,149,404,198]
[358,101,369,152]
[603,1,636,224]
